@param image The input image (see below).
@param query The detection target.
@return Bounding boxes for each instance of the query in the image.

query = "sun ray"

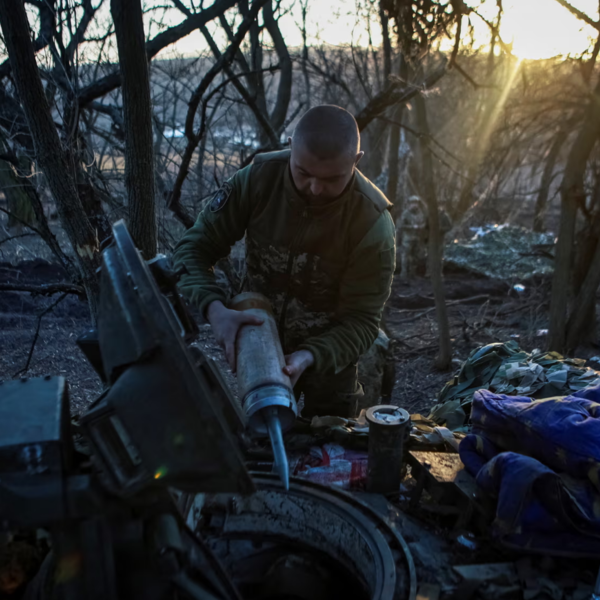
[478,57,523,159]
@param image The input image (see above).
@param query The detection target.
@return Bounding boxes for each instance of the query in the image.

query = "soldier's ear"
[288,136,293,149]
[355,151,364,166]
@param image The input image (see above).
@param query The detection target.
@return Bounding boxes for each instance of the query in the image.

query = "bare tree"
[547,3,600,351]
[0,0,101,314]
[415,93,452,369]
[533,126,569,232]
[167,0,270,228]
[111,0,157,258]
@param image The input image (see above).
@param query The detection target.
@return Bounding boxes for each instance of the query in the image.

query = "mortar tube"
[366,405,411,495]
[229,293,298,490]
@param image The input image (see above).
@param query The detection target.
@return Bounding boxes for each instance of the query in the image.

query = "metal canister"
[366,405,411,494]
[230,292,298,488]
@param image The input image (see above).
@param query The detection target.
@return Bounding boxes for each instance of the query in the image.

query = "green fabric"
[433,341,600,422]
[295,361,363,419]
[173,150,396,375]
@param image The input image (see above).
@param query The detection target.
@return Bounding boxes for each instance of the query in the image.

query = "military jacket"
[173,150,396,375]
[399,201,428,232]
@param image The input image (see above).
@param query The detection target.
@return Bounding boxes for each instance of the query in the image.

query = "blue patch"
[210,182,233,212]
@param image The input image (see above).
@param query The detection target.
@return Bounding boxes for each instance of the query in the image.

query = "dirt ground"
[3,257,589,417]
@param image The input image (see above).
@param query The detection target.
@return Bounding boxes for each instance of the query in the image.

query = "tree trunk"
[361,120,389,182]
[386,57,409,217]
[566,237,600,349]
[386,112,402,202]
[533,128,568,232]
[566,181,600,348]
[548,79,600,352]
[111,0,157,259]
[263,1,292,135]
[414,94,452,370]
[0,0,100,315]
[379,3,392,83]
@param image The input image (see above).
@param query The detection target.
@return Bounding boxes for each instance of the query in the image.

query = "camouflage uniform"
[173,150,396,418]
[422,206,453,277]
[398,196,428,280]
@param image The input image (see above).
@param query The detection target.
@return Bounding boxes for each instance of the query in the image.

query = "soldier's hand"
[206,300,263,372]
[283,350,315,387]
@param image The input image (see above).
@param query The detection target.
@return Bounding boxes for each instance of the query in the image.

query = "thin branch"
[0,232,35,247]
[355,60,448,131]
[0,206,48,240]
[0,0,57,80]
[77,0,239,106]
[168,0,269,228]
[87,100,124,131]
[584,30,600,82]
[0,189,76,278]
[393,295,491,325]
[13,293,68,377]
[199,22,279,146]
[553,0,600,30]
[449,12,463,67]
[263,1,292,132]
[453,61,497,89]
[0,282,85,296]
[375,115,461,163]
[472,10,514,55]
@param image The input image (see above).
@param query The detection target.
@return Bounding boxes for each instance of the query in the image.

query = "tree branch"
[0,0,57,80]
[65,0,101,64]
[13,292,69,377]
[0,282,85,296]
[0,205,75,276]
[167,0,269,228]
[0,0,100,315]
[355,60,448,131]
[77,0,238,106]
[263,1,292,133]
[0,232,35,247]
[449,13,462,67]
[553,0,600,30]
[452,61,497,89]
[199,22,279,146]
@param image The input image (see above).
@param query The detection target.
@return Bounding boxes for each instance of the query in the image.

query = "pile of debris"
[444,224,554,280]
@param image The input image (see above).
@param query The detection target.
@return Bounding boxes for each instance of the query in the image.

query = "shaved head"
[292,105,360,160]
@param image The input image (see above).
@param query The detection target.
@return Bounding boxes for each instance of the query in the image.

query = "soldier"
[397,195,428,280]
[173,105,396,419]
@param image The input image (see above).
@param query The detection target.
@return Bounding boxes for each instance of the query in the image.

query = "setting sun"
[163,0,600,61]
[499,0,598,60]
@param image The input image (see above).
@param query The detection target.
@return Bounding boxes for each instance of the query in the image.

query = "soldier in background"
[397,196,453,280]
[397,195,428,280]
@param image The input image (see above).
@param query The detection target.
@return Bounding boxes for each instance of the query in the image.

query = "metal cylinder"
[229,292,298,434]
[366,405,410,494]
[230,292,298,489]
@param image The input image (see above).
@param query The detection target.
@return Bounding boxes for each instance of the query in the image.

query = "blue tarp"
[459,385,600,555]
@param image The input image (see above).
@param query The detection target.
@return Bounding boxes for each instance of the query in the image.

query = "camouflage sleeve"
[297,211,396,374]
[172,164,253,318]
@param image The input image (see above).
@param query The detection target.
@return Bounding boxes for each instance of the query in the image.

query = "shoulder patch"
[210,181,233,212]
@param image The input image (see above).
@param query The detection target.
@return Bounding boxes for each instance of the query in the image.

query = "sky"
[162,0,600,61]
[499,0,598,59]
